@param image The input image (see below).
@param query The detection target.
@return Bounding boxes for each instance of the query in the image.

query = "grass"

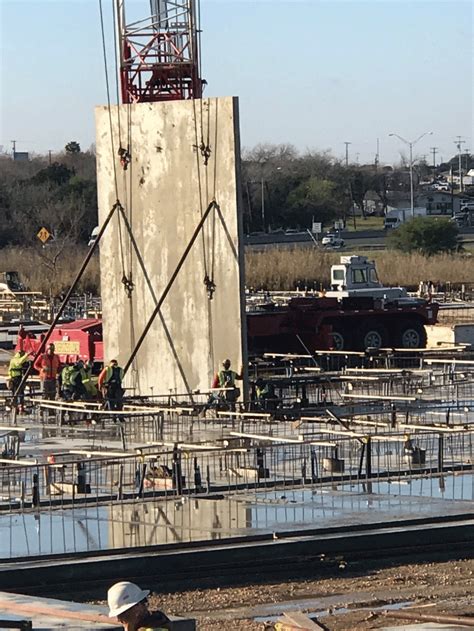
[2,244,473,297]
[0,246,100,296]
[245,247,474,291]
[344,215,384,231]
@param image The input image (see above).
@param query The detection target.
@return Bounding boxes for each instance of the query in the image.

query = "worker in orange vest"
[34,343,61,400]
[98,359,124,410]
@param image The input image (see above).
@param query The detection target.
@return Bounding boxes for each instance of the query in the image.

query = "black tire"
[356,322,388,351]
[396,320,427,349]
[331,326,352,351]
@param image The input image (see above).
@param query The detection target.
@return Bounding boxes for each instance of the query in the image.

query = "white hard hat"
[107,581,150,618]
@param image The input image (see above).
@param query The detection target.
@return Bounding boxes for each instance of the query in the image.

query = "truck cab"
[326,256,407,301]
[0,271,24,293]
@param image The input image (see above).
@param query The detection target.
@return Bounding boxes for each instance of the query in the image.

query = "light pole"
[389,131,433,218]
[344,141,351,167]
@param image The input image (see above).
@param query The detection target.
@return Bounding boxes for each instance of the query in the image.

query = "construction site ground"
[142,557,474,629]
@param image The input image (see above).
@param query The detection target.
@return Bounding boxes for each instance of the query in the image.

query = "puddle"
[1,474,473,559]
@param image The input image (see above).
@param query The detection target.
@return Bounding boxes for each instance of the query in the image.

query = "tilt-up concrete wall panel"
[95,97,246,396]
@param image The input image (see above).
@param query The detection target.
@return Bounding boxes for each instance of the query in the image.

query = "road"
[245,228,474,251]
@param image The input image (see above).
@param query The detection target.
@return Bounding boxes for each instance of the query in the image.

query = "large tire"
[331,326,352,351]
[396,320,427,349]
[357,322,388,350]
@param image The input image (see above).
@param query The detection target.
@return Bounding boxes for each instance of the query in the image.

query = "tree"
[286,176,345,227]
[387,217,459,256]
[65,141,81,154]
[31,163,74,186]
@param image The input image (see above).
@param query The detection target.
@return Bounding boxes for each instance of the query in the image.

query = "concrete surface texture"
[95,97,246,396]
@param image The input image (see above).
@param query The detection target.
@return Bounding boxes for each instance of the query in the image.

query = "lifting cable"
[109,0,137,386]
[13,203,122,401]
[123,200,219,375]
[15,0,127,400]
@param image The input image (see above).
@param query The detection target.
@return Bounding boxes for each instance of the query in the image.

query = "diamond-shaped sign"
[37,227,51,244]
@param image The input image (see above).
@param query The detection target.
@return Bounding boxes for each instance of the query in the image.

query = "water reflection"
[1,473,472,560]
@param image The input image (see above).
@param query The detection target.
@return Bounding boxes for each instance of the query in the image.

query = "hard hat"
[107,581,150,618]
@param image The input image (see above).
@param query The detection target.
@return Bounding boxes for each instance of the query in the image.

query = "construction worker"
[98,359,124,410]
[254,377,277,411]
[60,363,76,400]
[82,360,99,398]
[211,359,242,408]
[107,581,171,630]
[7,349,30,411]
[34,343,61,400]
[67,360,88,400]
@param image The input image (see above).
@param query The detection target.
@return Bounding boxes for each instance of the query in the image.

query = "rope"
[123,200,219,376]
[111,0,123,152]
[98,0,119,200]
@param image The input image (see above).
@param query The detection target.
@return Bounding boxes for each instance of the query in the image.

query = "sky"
[0,0,472,165]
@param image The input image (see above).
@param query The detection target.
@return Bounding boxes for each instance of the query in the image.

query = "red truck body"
[246,296,439,355]
[16,296,438,365]
[17,319,103,365]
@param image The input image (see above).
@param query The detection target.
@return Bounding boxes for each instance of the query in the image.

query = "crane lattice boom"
[116,0,204,103]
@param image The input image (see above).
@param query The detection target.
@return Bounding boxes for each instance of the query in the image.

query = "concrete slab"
[95,98,246,397]
[0,591,195,630]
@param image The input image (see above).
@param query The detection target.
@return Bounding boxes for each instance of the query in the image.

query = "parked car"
[321,233,344,248]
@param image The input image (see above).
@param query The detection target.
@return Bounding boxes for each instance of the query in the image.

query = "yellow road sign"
[37,227,51,243]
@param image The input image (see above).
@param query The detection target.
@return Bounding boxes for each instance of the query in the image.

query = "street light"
[389,131,433,219]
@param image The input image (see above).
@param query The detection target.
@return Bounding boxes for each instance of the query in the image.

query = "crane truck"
[18,257,438,363]
[246,256,438,354]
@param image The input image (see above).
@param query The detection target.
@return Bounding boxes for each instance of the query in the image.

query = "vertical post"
[32,472,40,507]
[261,175,265,232]
[193,456,202,492]
[310,447,318,482]
[438,433,444,473]
[76,462,86,494]
[358,443,365,478]
[409,142,414,218]
[118,463,124,500]
[365,436,372,479]
[172,444,183,495]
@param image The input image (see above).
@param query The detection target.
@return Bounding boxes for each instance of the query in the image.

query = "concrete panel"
[95,98,246,396]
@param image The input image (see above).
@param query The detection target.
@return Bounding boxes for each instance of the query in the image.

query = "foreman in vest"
[34,343,61,400]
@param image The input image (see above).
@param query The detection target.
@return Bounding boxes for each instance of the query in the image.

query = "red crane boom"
[115,0,204,103]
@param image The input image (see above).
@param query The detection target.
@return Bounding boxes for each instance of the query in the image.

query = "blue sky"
[0,0,472,164]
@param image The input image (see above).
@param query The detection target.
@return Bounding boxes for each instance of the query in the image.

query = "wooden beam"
[342,393,417,402]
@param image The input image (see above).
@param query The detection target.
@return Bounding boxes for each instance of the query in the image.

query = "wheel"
[331,326,352,350]
[357,322,388,350]
[396,320,427,349]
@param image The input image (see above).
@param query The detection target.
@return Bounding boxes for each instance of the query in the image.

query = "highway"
[246,228,474,251]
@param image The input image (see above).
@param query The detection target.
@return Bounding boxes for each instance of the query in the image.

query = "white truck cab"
[326,255,408,301]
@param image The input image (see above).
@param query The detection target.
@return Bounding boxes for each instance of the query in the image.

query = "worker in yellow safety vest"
[211,359,243,408]
[8,349,30,411]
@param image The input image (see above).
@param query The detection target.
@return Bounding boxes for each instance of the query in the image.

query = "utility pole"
[374,138,380,170]
[11,140,16,156]
[454,136,465,192]
[344,141,351,167]
[48,150,52,165]
[430,146,438,182]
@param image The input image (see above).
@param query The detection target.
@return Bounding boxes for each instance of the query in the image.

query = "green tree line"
[1,142,473,248]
